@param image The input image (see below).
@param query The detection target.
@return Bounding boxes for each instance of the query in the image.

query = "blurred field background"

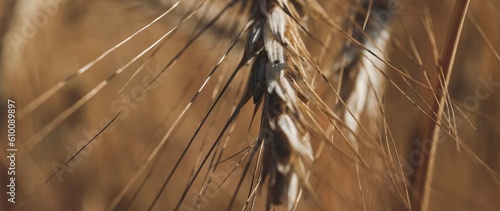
[0,0,499,210]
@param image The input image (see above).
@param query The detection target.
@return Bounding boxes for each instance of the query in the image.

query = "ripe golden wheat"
[1,0,500,210]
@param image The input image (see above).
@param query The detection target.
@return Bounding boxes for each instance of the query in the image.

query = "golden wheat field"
[0,0,499,210]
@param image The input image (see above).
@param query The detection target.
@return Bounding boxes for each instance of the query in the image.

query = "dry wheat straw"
[411,1,470,211]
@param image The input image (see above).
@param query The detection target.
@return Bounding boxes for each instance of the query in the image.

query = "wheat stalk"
[3,0,500,210]
[411,1,470,211]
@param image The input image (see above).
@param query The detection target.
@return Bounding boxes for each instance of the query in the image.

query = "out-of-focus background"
[0,0,499,210]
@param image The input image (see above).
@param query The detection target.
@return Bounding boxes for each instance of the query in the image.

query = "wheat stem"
[411,1,470,211]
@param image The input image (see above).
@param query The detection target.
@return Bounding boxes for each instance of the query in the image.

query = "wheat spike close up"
[1,0,500,210]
